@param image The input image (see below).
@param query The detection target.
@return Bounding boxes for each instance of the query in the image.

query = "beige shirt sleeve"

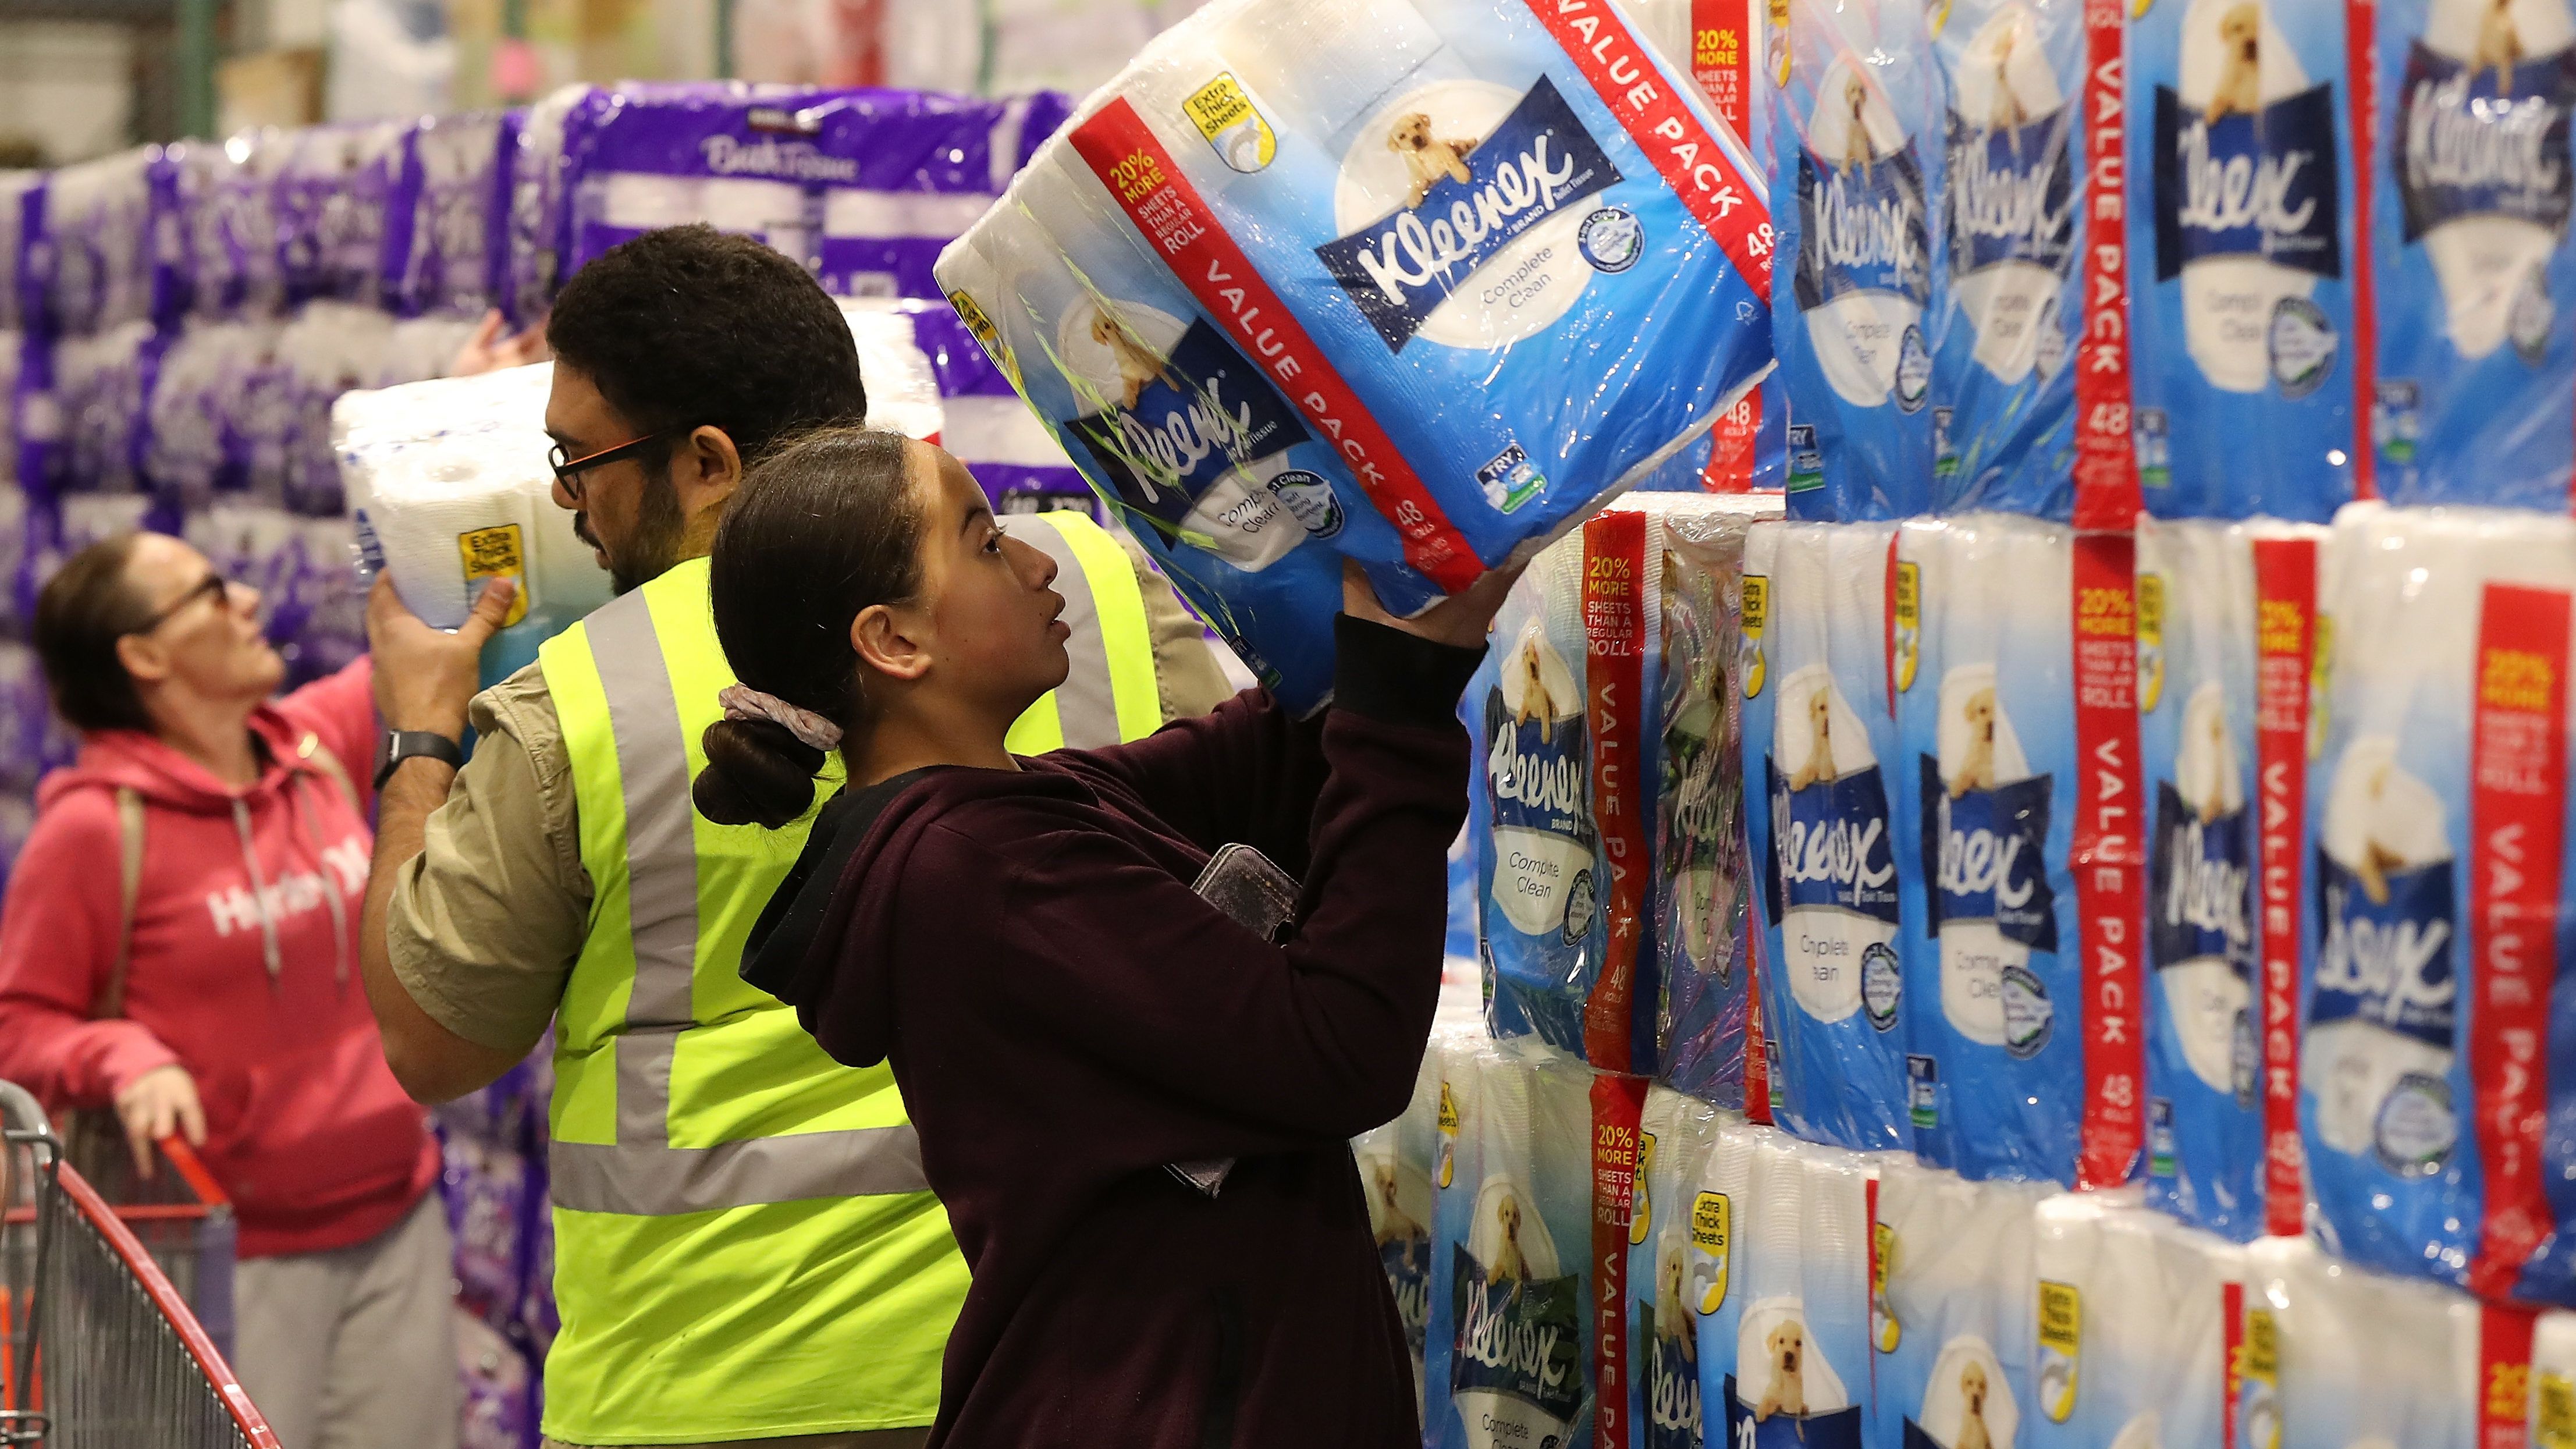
[1119,534,1241,724]
[385,663,593,1054]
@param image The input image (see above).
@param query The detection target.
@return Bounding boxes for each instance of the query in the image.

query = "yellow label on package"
[1184,73,1275,173]
[2037,1280,2081,1422]
[1691,1192,1729,1313]
[1436,1082,1459,1188]
[1740,575,1769,698]
[457,525,531,628]
[2537,1370,2576,1449]
[1892,560,1922,694]
[1630,1130,1658,1246]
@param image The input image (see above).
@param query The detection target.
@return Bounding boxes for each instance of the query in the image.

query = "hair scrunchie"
[717,684,843,753]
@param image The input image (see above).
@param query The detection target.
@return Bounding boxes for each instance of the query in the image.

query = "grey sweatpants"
[232,1194,460,1449]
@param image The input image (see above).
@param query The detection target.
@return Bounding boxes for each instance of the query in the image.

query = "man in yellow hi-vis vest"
[354,228,1231,1449]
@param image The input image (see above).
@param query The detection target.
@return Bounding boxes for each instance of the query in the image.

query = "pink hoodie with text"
[0,659,438,1259]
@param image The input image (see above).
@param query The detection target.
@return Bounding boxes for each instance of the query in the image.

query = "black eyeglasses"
[549,429,685,502]
[126,573,231,636]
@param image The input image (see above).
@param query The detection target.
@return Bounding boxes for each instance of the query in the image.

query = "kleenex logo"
[2394,42,2576,240]
[1487,692,1590,837]
[1945,110,2076,277]
[699,133,860,183]
[1766,759,1903,925]
[2147,782,2255,972]
[1643,1311,1701,1449]
[1449,1245,1583,1419]
[1069,319,1310,531]
[1316,79,1621,351]
[2312,851,2456,1048]
[1918,762,2058,950]
[1794,144,1932,311]
[2153,84,2343,280]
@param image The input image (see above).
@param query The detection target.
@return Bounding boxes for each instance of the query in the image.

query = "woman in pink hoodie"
[0,531,501,1449]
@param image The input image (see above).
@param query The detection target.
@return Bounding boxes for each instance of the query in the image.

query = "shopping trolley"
[0,1078,276,1448]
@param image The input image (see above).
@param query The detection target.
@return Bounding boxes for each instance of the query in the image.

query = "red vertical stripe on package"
[2482,1304,2541,1449]
[2072,0,2139,531]
[2071,533,2147,1187]
[1065,100,1483,592]
[2252,538,2317,1239]
[1745,931,1775,1124]
[1585,512,1651,1072]
[1593,1072,1650,1448]
[1690,0,1753,137]
[1516,0,1774,293]
[2347,0,2378,501]
[2222,1281,2244,1449]
[1686,0,1765,493]
[1703,388,1763,493]
[2467,584,2570,1301]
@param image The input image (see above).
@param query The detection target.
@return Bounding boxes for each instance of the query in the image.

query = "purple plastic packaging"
[0,644,48,793]
[275,123,406,309]
[55,321,161,493]
[555,84,1067,301]
[41,148,178,338]
[454,1309,536,1449]
[503,88,583,327]
[391,112,510,319]
[899,301,1089,511]
[440,1129,530,1318]
[176,132,288,322]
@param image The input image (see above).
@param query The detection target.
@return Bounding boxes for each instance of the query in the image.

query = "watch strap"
[374,730,465,790]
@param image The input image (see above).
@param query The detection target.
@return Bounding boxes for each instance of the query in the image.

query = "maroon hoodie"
[746,617,1484,1448]
[0,660,438,1258]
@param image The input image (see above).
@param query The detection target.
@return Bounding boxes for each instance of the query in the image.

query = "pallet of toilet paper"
[936,0,1777,711]
[1359,1045,2575,1449]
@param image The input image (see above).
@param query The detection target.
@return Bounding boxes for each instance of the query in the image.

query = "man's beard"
[580,473,692,596]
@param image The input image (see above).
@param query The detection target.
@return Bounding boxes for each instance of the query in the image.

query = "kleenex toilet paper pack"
[1692,1114,1766,1433]
[940,148,1437,712]
[1898,513,2085,1185]
[1630,1088,1725,1448]
[2135,517,2268,1241]
[1658,502,1775,1106]
[1722,1135,1876,1447]
[1356,1032,1453,1412]
[2241,1233,2529,1449]
[2305,503,2576,1306]
[2127,0,2358,523]
[1928,0,2087,518]
[2369,0,2576,510]
[976,0,1774,602]
[2027,1194,2240,1449]
[1740,518,1914,1153]
[1874,1159,2049,1449]
[1482,541,1604,1054]
[1429,1042,1598,1449]
[1772,0,1941,521]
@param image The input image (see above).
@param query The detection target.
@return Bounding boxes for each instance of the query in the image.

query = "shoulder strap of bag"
[298,731,362,814]
[96,786,145,1020]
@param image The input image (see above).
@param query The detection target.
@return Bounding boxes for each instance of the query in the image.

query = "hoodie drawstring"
[285,772,353,990]
[229,798,285,984]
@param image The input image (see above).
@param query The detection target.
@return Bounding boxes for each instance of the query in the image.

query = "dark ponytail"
[694,427,927,829]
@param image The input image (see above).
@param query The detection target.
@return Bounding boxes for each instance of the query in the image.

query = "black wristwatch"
[375,729,465,790]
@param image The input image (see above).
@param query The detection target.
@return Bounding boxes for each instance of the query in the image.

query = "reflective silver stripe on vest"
[550,585,929,1216]
[1000,515,1121,749]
